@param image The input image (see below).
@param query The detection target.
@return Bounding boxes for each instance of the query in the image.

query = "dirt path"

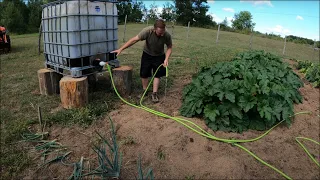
[23,60,319,179]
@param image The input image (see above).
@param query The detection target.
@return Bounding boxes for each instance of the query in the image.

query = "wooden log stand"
[37,68,63,95]
[60,76,88,109]
[112,66,133,96]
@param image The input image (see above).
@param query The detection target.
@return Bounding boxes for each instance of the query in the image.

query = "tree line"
[0,0,261,34]
[0,0,318,47]
[286,35,319,47]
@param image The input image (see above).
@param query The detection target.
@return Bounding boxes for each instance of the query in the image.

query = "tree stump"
[60,76,88,109]
[112,66,133,96]
[37,68,63,95]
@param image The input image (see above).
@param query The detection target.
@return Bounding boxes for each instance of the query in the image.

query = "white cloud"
[296,15,304,20]
[157,7,163,16]
[207,12,233,25]
[143,6,163,21]
[209,13,223,23]
[223,8,235,13]
[227,17,234,23]
[208,1,215,4]
[266,25,291,36]
[220,17,234,26]
[240,0,273,7]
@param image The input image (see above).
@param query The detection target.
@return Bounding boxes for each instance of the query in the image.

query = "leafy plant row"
[180,50,303,132]
[295,60,320,88]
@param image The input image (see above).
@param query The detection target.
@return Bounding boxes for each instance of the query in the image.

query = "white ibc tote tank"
[41,0,118,77]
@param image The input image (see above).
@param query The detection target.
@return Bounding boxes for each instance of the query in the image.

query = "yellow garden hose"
[105,64,319,179]
[295,137,320,167]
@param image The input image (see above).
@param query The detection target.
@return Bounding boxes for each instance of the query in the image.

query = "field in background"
[119,23,319,64]
[0,24,319,178]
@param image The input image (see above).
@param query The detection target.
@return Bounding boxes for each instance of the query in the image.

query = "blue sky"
[143,0,319,40]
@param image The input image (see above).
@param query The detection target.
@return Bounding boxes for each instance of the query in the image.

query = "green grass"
[119,24,318,78]
[0,33,118,178]
[1,23,319,179]
[185,175,196,180]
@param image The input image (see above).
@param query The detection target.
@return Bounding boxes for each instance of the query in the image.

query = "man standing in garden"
[111,19,173,103]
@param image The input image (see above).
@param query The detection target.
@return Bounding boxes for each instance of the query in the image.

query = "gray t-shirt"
[137,26,172,56]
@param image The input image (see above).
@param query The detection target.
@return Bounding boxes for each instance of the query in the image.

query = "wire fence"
[120,21,319,64]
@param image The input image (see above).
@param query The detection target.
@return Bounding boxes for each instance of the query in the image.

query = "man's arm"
[112,35,140,56]
[164,44,172,67]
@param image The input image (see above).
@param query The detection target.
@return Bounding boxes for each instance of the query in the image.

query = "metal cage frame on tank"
[41,0,119,77]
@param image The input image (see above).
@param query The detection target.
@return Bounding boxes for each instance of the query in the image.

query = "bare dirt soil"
[23,60,319,179]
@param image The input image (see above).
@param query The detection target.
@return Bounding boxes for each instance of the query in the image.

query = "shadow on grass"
[9,44,29,53]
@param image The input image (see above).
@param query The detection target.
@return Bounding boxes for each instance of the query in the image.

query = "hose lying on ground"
[104,63,319,179]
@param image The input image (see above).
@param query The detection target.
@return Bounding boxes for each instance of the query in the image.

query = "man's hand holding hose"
[163,44,172,67]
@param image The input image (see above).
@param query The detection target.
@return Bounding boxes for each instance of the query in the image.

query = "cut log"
[60,76,88,109]
[112,66,133,96]
[37,68,63,95]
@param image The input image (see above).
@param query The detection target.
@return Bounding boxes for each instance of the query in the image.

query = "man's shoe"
[151,92,159,103]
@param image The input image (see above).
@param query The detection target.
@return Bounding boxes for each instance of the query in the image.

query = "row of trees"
[286,35,318,46]
[118,0,254,30]
[0,0,55,34]
[0,0,254,33]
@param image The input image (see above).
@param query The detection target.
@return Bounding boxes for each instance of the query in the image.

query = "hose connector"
[99,61,107,66]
